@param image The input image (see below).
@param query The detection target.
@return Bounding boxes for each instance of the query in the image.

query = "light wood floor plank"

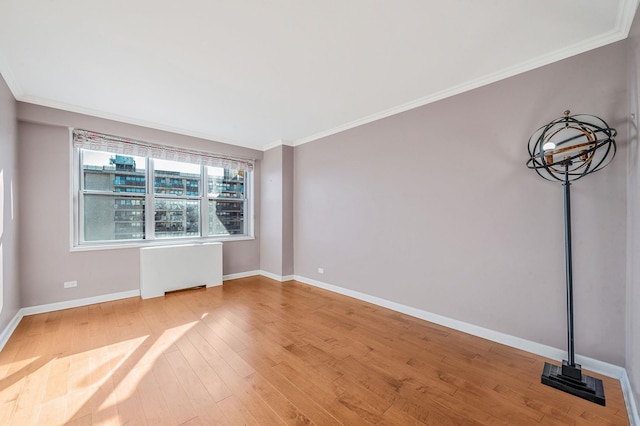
[177,330,232,402]
[0,276,630,425]
[164,349,227,424]
[152,354,199,425]
[237,348,342,425]
[217,394,261,425]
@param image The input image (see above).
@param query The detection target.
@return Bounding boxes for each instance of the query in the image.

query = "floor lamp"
[526,110,617,406]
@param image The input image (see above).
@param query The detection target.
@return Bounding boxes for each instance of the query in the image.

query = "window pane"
[83,151,146,192]
[155,199,200,238]
[207,167,244,198]
[78,145,251,245]
[84,194,145,241]
[154,159,201,196]
[209,200,244,235]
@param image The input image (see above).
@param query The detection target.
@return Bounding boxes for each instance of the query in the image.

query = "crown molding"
[262,139,294,151]
[618,0,640,36]
[292,8,636,147]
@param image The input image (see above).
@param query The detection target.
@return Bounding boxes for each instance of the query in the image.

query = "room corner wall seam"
[622,369,640,425]
[259,270,294,282]
[223,270,261,281]
[0,309,24,351]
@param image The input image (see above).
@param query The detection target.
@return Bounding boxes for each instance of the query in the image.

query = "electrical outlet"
[64,280,77,288]
[318,268,324,274]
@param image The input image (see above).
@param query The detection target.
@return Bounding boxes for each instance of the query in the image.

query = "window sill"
[70,235,256,252]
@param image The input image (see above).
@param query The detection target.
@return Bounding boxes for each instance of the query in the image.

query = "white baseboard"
[223,270,293,282]
[0,309,25,351]
[223,270,261,281]
[21,290,141,316]
[293,274,638,424]
[259,270,294,282]
[256,270,281,281]
[622,370,640,426]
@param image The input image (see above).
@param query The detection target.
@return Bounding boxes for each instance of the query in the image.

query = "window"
[73,130,253,247]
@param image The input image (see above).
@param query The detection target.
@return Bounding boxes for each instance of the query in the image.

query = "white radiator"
[139,242,223,299]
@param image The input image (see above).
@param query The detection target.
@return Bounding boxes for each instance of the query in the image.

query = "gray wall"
[260,145,294,277]
[294,40,629,366]
[17,104,262,307]
[260,146,284,275]
[0,74,20,331]
[282,145,294,276]
[627,7,640,410]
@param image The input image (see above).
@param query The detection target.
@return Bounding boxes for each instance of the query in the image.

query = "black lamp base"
[541,361,605,406]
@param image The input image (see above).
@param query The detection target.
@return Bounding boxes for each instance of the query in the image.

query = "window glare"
[154,159,199,174]
[207,166,224,177]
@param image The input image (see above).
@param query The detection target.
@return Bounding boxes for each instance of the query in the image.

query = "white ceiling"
[0,1,638,151]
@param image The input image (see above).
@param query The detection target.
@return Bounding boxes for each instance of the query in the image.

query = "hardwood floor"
[0,276,630,425]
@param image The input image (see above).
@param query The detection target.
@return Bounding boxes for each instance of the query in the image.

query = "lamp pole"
[562,161,575,368]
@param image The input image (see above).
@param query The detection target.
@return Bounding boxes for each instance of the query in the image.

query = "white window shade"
[73,129,254,172]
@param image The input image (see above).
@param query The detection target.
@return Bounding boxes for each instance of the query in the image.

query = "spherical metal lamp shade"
[526,110,616,182]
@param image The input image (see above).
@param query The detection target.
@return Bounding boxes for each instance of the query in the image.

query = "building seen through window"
[79,150,247,243]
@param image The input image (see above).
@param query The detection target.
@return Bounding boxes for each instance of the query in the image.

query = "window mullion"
[201,166,209,237]
[245,171,251,235]
[146,157,155,241]
[77,148,85,244]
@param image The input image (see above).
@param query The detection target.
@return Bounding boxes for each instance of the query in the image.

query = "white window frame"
[70,135,254,251]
